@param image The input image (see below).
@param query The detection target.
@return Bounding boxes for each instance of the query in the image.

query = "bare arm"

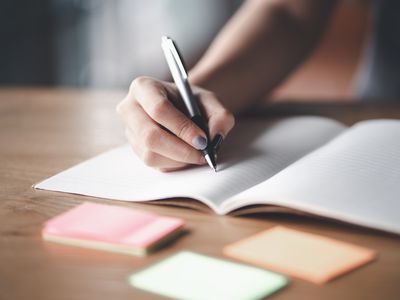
[117,0,337,171]
[190,0,338,112]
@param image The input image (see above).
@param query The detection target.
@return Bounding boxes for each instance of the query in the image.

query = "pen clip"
[161,36,188,80]
[162,36,202,117]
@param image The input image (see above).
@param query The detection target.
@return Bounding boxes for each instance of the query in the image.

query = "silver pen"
[161,36,217,171]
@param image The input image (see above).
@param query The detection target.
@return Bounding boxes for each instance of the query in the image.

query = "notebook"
[35,116,400,235]
[129,251,288,300]
[42,202,184,256]
[223,226,377,284]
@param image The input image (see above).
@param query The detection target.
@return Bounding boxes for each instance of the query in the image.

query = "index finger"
[133,77,209,151]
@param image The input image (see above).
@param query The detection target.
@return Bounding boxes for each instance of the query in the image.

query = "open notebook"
[35,116,400,235]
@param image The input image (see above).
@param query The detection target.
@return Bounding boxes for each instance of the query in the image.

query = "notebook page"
[227,119,400,234]
[35,116,345,212]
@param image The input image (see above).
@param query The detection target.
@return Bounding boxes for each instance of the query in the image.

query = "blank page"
[229,120,400,234]
[35,116,345,212]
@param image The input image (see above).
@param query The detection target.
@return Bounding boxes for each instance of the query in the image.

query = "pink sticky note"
[224,226,377,284]
[42,202,184,256]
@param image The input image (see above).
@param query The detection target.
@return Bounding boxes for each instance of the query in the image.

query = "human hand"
[116,76,235,172]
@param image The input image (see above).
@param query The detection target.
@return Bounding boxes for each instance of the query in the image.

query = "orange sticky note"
[223,226,376,284]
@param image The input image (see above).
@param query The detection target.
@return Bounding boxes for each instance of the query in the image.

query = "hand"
[116,76,235,172]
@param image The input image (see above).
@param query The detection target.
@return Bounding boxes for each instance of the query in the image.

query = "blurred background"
[0,0,372,101]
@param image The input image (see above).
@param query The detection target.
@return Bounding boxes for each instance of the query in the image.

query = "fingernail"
[212,134,224,152]
[192,136,208,150]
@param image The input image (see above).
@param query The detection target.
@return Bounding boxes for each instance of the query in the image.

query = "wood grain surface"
[0,88,399,300]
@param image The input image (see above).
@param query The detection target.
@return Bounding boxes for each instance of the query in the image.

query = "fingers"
[132,77,209,151]
[116,76,234,171]
[117,94,205,166]
[198,91,235,141]
[125,128,189,171]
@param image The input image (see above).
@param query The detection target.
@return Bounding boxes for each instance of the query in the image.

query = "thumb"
[198,91,235,143]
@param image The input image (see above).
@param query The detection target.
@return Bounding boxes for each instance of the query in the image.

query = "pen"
[161,36,217,172]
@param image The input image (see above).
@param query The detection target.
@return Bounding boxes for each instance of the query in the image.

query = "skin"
[117,0,338,172]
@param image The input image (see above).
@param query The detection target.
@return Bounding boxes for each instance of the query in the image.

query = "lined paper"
[229,120,400,234]
[35,117,345,211]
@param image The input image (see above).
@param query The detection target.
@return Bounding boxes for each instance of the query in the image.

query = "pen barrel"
[192,115,216,168]
[177,80,202,117]
[191,115,210,138]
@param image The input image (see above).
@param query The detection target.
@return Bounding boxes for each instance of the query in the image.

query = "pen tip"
[213,163,218,172]
[205,154,217,173]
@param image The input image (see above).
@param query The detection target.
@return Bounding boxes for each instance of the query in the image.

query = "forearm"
[189,0,338,112]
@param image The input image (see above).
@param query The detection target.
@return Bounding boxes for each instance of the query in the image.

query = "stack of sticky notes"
[42,202,184,256]
[223,226,377,284]
[130,251,288,300]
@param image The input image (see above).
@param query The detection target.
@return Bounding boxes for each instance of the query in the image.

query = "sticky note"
[223,226,376,284]
[42,202,184,256]
[129,251,288,300]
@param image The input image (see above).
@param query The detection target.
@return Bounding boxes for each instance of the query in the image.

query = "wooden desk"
[1,88,399,300]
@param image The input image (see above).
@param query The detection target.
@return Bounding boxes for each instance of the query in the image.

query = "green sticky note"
[129,251,288,300]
